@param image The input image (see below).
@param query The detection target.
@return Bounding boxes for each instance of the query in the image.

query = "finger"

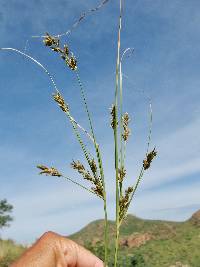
[75,244,104,267]
[62,239,104,267]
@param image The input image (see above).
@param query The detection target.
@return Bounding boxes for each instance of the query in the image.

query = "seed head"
[143,148,157,170]
[37,165,62,177]
[67,56,77,71]
[51,47,62,53]
[71,160,85,172]
[71,160,103,199]
[118,166,126,183]
[123,112,130,127]
[53,92,69,113]
[89,158,98,176]
[71,160,94,182]
[63,45,69,56]
[119,186,133,221]
[43,33,77,71]
[122,112,131,141]
[92,183,104,198]
[43,33,59,47]
[110,104,118,129]
[125,186,133,194]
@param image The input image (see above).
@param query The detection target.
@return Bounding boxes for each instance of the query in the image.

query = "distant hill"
[70,210,200,267]
[0,210,199,267]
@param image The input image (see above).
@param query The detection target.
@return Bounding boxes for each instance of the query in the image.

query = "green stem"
[129,167,144,206]
[99,156,108,265]
[75,71,96,141]
[103,192,108,266]
[61,175,100,197]
[114,225,120,266]
[66,111,92,166]
[114,0,122,266]
[122,102,153,219]
[97,143,108,265]
[75,71,108,266]
[119,53,123,198]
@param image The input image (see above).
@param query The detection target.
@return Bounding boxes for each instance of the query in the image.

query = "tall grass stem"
[114,0,122,266]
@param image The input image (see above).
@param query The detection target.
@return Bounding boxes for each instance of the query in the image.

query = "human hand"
[11,231,104,267]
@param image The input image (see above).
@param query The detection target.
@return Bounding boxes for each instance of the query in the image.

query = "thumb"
[62,239,104,267]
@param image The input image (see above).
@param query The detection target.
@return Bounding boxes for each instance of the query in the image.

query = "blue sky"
[0,0,200,244]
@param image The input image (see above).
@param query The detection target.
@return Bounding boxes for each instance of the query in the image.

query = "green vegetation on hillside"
[70,211,200,267]
[0,211,199,266]
[0,239,25,267]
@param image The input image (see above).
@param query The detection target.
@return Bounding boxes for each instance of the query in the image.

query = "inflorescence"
[37,165,62,177]
[43,32,77,71]
[143,148,157,170]
[71,160,104,198]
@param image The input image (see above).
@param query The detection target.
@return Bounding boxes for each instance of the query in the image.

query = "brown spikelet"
[118,166,126,183]
[53,92,69,113]
[51,47,63,53]
[122,112,131,141]
[37,165,62,177]
[71,160,95,182]
[119,186,133,221]
[71,160,85,172]
[43,33,59,47]
[43,33,77,71]
[89,158,98,177]
[68,56,77,70]
[71,160,103,199]
[110,104,118,129]
[143,148,157,170]
[63,45,69,56]
[92,183,104,198]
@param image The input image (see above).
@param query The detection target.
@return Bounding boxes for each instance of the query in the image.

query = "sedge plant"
[0,0,157,266]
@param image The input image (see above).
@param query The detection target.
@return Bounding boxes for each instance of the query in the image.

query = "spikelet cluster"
[89,158,98,177]
[143,148,157,170]
[118,166,126,183]
[122,112,131,141]
[71,160,104,199]
[119,186,133,221]
[43,33,77,71]
[53,92,69,113]
[43,33,59,47]
[37,165,62,177]
[110,104,118,129]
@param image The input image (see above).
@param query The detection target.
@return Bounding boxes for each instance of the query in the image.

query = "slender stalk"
[61,175,100,197]
[119,47,134,192]
[103,192,108,266]
[129,167,144,204]
[0,48,59,92]
[119,54,123,198]
[114,0,122,266]
[75,71,108,266]
[122,103,153,219]
[69,115,95,143]
[96,143,109,265]
[65,111,92,165]
[31,0,110,39]
[99,153,108,266]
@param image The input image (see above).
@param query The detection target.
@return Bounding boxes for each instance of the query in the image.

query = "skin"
[11,231,104,267]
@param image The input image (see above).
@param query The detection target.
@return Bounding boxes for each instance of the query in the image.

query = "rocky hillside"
[70,210,200,267]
